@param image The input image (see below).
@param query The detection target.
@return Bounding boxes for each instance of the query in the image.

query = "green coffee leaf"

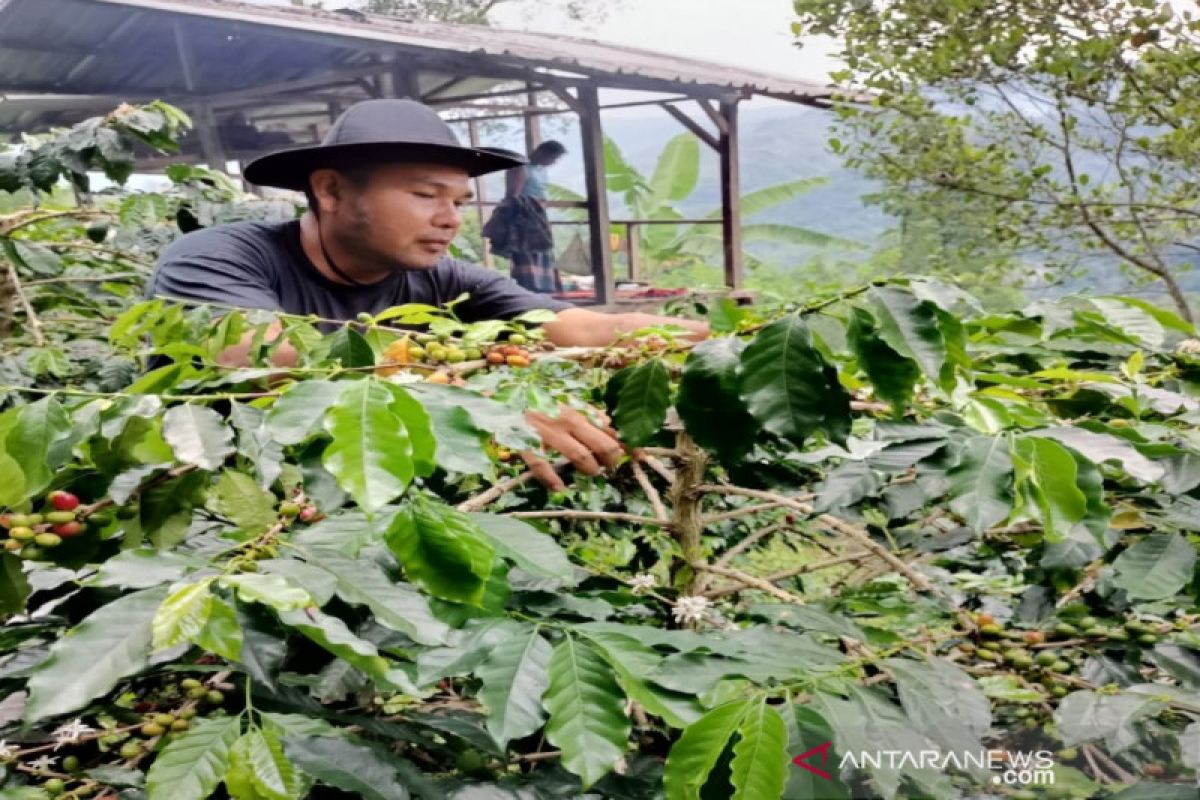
[609,359,671,447]
[276,607,414,693]
[738,315,851,447]
[870,286,947,382]
[315,553,451,646]
[1013,436,1089,541]
[469,513,574,581]
[322,379,416,512]
[385,499,495,605]
[813,687,955,799]
[542,637,630,788]
[266,381,346,446]
[1112,534,1197,600]
[676,338,759,462]
[5,397,72,495]
[162,404,235,471]
[145,716,241,800]
[730,700,788,800]
[478,627,553,748]
[282,735,411,800]
[883,658,990,766]
[664,700,750,800]
[0,552,31,616]
[946,436,1014,532]
[221,574,311,611]
[193,595,243,662]
[847,306,921,413]
[152,578,214,651]
[25,586,168,721]
[211,471,278,536]
[1055,690,1166,753]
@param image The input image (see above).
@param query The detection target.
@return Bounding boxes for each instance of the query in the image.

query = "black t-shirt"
[146,219,570,322]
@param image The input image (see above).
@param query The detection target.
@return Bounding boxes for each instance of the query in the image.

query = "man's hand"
[522,406,625,490]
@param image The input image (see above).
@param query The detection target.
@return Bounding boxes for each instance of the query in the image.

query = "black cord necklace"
[316,218,370,288]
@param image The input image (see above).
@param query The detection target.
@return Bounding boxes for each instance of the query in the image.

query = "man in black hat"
[148,99,707,489]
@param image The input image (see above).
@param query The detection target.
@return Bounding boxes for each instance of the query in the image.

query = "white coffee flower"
[0,740,16,761]
[672,595,711,624]
[28,754,57,772]
[52,719,94,749]
[1177,338,1200,355]
[628,574,657,594]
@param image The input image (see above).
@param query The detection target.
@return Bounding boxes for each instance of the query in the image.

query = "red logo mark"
[792,741,833,780]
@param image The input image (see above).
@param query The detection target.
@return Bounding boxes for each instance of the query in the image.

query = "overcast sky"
[491,0,838,83]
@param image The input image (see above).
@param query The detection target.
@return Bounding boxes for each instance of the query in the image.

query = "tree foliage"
[794,0,1200,320]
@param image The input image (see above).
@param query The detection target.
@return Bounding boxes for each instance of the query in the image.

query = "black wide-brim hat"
[243,99,526,191]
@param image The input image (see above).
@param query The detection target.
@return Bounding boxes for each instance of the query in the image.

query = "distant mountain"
[472,101,1198,299]
[602,103,892,247]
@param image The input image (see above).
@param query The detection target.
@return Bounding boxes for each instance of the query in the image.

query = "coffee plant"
[2,106,1200,800]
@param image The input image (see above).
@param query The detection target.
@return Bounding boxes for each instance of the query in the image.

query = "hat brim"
[242,142,526,191]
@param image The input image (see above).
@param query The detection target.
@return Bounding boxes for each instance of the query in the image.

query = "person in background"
[504,140,567,293]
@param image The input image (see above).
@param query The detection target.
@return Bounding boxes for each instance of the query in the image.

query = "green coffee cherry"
[45,511,77,524]
[34,533,62,548]
[1035,651,1059,667]
[119,741,142,759]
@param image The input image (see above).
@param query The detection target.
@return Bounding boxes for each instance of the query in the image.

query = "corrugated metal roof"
[0,0,835,135]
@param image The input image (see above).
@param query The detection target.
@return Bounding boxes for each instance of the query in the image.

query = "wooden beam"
[718,98,743,290]
[63,12,144,84]
[422,75,471,99]
[698,99,728,135]
[661,103,718,151]
[173,20,226,171]
[205,65,388,106]
[545,84,584,116]
[392,60,421,99]
[426,83,547,107]
[577,84,614,305]
[466,118,495,270]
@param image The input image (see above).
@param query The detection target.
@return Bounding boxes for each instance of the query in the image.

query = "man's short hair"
[531,140,567,161]
[304,157,375,218]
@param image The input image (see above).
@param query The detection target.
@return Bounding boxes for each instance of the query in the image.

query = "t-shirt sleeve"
[147,226,281,311]
[441,259,572,322]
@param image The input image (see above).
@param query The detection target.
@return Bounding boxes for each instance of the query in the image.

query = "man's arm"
[543,307,709,347]
[217,321,298,368]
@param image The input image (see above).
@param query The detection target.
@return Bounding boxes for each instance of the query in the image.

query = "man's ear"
[308,169,343,215]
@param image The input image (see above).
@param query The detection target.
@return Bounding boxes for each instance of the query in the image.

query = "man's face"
[329,162,473,272]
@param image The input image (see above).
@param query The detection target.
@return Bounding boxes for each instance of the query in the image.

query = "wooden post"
[466,118,494,269]
[718,97,743,290]
[577,84,615,305]
[525,82,542,154]
[625,223,640,282]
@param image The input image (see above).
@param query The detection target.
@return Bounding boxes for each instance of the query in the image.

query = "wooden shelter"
[0,0,837,303]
